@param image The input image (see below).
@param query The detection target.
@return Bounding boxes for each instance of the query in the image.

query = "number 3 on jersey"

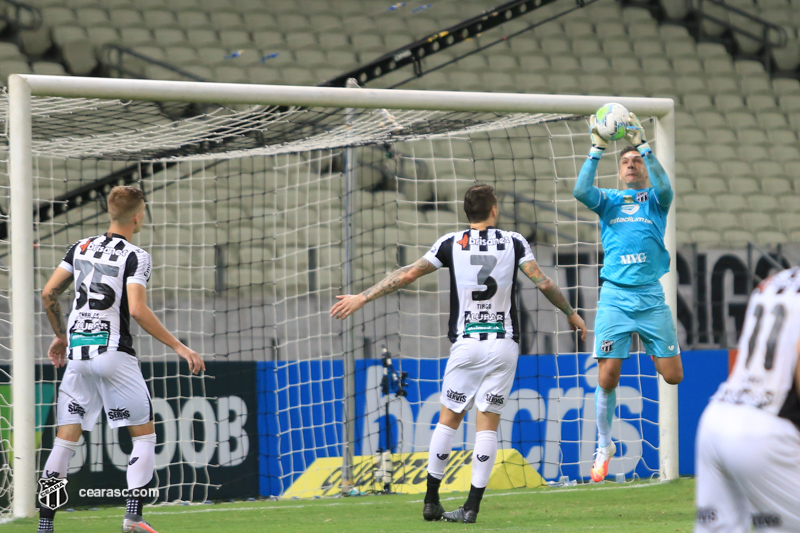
[471,255,497,301]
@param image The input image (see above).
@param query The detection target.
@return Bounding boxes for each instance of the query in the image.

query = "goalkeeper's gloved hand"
[588,115,608,160]
[625,112,652,156]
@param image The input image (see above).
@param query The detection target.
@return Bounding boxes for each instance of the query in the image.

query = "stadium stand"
[2,0,800,250]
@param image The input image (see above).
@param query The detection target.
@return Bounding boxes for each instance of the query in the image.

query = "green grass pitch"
[5,478,695,532]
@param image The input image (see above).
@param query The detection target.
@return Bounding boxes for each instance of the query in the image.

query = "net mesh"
[0,94,662,513]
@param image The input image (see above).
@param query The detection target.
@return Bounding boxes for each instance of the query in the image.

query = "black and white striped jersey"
[713,267,800,430]
[59,233,152,360]
[423,227,536,343]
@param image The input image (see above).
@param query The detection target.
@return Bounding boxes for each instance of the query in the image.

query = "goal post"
[8,74,36,520]
[5,75,676,518]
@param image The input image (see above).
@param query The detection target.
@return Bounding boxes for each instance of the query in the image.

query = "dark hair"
[463,183,497,223]
[107,185,145,223]
[619,145,639,160]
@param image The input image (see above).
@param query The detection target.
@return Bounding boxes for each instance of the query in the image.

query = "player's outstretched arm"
[573,115,605,209]
[626,112,673,208]
[519,259,587,340]
[127,283,205,374]
[330,257,437,320]
[41,267,74,367]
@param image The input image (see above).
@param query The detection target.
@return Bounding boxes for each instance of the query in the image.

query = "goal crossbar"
[11,75,675,115]
[7,75,677,518]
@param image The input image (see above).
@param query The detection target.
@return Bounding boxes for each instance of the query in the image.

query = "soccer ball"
[594,103,630,142]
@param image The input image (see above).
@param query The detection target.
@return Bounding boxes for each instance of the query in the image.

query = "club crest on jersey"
[636,191,649,202]
[600,340,614,353]
[457,232,470,250]
[623,195,634,204]
[620,204,640,215]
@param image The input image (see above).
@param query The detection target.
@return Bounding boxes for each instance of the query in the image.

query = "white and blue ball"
[594,103,630,142]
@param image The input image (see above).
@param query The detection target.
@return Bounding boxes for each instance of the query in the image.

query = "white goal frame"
[8,74,676,518]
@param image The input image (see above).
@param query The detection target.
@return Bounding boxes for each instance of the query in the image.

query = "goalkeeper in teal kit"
[573,112,684,482]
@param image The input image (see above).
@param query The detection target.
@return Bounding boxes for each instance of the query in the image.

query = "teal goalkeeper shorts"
[593,280,680,359]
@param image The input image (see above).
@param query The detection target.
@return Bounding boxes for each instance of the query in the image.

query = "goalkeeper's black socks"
[424,473,442,504]
[464,484,486,514]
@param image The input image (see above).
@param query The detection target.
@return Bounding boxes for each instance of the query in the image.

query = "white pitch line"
[63,481,669,520]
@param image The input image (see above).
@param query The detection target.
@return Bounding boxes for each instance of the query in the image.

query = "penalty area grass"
[5,477,695,532]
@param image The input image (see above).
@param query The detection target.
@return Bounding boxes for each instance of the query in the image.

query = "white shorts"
[57,350,153,431]
[695,401,800,533]
[440,337,518,414]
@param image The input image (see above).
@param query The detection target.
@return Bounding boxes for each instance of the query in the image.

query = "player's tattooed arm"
[331,257,437,320]
[520,260,588,340]
[519,260,574,316]
[363,258,437,302]
[42,269,73,340]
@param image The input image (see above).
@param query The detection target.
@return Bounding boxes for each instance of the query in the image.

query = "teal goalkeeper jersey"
[591,186,670,287]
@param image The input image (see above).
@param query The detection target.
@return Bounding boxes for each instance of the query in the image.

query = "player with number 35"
[38,186,204,533]
[573,106,684,483]
[331,183,586,523]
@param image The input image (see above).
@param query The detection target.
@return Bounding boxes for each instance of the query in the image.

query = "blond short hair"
[107,186,145,223]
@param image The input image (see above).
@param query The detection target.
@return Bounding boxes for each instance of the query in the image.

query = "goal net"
[0,76,676,517]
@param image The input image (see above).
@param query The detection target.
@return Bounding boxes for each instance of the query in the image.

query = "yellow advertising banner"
[284,448,546,498]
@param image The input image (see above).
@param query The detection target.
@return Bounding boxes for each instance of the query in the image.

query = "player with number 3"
[331,183,586,523]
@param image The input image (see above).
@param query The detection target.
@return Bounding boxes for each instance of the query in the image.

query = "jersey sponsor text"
[608,216,654,225]
[619,253,647,265]
[68,401,86,419]
[446,389,467,403]
[107,408,131,421]
[485,393,504,406]
[85,242,131,258]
